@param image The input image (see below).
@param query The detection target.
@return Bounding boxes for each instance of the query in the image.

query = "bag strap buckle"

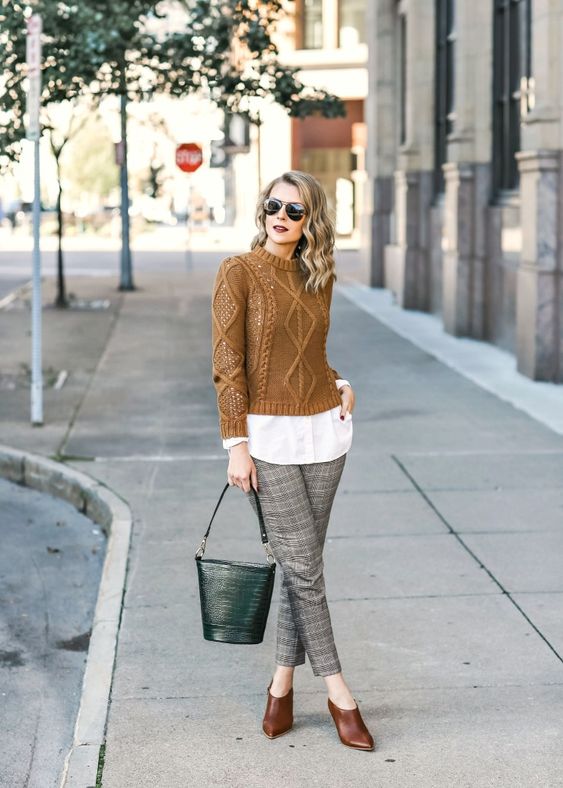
[264,541,275,565]
[195,537,207,559]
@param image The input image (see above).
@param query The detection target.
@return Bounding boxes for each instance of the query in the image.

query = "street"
[0,276,30,303]
[0,478,105,788]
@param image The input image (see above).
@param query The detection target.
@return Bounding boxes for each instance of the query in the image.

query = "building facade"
[256,0,368,241]
[363,0,563,383]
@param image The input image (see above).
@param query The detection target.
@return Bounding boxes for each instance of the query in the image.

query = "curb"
[0,444,133,788]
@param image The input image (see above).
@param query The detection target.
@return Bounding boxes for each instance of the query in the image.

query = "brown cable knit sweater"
[211,244,343,439]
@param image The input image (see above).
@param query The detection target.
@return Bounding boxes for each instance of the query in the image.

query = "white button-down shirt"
[223,379,353,464]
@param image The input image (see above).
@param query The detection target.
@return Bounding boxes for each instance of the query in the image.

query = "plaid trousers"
[246,452,346,677]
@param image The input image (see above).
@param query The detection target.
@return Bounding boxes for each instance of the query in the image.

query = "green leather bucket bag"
[195,483,276,644]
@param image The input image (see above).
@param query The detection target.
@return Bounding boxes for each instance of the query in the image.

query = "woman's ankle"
[323,672,356,709]
[270,665,294,695]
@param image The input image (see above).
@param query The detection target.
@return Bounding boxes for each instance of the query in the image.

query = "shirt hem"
[249,447,350,465]
[247,391,342,417]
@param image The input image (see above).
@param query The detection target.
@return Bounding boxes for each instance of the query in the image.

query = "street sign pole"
[26,14,43,426]
[185,176,192,272]
[175,143,203,274]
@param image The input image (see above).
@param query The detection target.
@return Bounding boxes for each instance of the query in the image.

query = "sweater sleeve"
[324,274,343,382]
[211,257,249,439]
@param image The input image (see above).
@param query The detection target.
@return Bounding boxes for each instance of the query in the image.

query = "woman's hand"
[338,384,355,419]
[227,441,258,493]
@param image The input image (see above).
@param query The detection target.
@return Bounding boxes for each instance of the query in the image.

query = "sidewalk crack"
[391,453,563,668]
[56,292,125,457]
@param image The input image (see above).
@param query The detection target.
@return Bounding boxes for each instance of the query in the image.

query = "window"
[399,9,407,145]
[434,0,455,195]
[303,0,323,49]
[338,0,366,47]
[492,0,532,195]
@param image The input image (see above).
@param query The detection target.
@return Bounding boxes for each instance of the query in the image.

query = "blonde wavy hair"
[251,170,337,293]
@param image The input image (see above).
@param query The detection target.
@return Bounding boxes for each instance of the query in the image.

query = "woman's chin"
[268,231,291,242]
[266,236,297,252]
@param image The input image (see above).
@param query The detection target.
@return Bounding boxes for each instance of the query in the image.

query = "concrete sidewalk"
[2,257,563,786]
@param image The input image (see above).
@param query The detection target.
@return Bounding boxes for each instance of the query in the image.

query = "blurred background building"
[219,0,368,242]
[362,0,562,383]
[263,0,368,242]
[1,0,368,247]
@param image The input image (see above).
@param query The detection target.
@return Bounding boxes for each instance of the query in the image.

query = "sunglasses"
[263,197,306,222]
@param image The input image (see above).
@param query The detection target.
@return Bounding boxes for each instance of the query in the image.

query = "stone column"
[515,151,562,381]
[441,0,494,339]
[515,0,563,381]
[365,174,393,289]
[442,162,491,337]
[391,169,433,309]
[381,0,435,308]
[362,0,396,287]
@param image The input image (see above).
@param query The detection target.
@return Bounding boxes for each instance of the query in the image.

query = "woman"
[211,170,374,751]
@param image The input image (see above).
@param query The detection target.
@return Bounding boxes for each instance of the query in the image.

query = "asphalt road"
[0,276,30,302]
[0,247,363,282]
[0,478,106,788]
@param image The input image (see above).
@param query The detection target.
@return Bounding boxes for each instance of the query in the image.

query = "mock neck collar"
[252,244,301,271]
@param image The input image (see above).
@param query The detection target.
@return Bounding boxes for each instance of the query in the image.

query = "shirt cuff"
[335,378,351,391]
[223,436,249,449]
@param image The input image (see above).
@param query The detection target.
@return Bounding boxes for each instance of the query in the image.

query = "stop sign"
[176,143,203,173]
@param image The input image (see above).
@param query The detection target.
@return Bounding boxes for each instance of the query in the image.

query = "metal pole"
[27,13,43,426]
[257,121,261,194]
[119,91,134,290]
[185,175,192,271]
[31,136,43,425]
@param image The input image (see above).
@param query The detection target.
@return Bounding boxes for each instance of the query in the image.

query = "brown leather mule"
[262,679,293,738]
[327,697,375,750]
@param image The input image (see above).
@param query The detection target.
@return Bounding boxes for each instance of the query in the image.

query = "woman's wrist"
[229,441,250,454]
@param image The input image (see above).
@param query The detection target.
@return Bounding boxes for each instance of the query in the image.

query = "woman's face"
[263,182,306,255]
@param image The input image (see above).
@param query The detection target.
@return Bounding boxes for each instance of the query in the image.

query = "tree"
[0,0,346,293]
[0,1,103,307]
[65,113,118,207]
[181,0,346,191]
[43,101,94,306]
[183,0,345,122]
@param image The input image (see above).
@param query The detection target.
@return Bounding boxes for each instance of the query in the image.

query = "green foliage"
[0,0,345,166]
[65,114,118,203]
[174,0,346,122]
[0,0,101,163]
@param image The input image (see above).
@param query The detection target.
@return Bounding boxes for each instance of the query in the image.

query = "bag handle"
[195,483,275,565]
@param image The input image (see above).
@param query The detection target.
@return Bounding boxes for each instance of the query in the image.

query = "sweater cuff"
[220,418,248,440]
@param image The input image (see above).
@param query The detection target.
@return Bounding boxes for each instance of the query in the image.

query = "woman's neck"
[263,237,298,261]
